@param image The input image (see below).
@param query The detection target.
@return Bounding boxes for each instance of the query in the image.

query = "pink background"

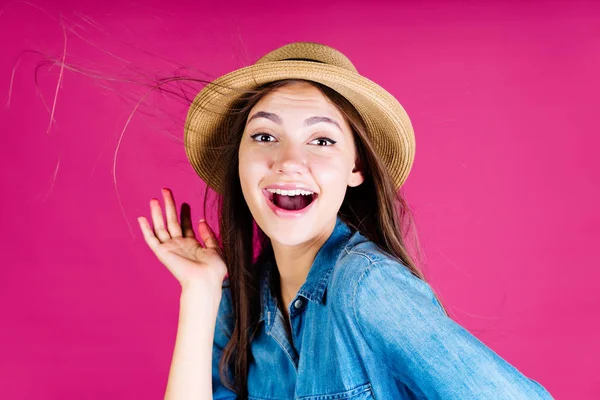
[1,0,598,398]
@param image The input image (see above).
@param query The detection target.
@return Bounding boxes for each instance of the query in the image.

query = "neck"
[271,218,336,310]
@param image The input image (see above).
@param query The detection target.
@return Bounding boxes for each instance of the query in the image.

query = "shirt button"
[293,298,304,309]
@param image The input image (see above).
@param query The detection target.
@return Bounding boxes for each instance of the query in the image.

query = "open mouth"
[263,189,318,212]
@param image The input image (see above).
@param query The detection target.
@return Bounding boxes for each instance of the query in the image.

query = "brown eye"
[250,133,276,142]
[310,137,336,146]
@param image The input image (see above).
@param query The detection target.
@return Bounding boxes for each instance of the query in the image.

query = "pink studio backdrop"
[1,0,598,398]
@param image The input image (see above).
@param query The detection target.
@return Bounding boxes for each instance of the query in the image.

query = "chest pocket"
[248,382,375,400]
[297,382,375,400]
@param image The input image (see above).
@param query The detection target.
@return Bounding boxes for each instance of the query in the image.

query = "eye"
[250,133,277,143]
[310,137,337,146]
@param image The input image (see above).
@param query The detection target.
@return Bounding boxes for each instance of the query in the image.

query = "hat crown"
[255,42,358,73]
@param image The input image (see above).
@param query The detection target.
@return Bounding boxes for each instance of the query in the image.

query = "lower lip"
[262,189,317,219]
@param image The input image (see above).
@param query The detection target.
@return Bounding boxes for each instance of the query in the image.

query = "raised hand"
[137,188,227,292]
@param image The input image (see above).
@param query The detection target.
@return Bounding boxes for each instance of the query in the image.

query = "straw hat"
[184,42,415,195]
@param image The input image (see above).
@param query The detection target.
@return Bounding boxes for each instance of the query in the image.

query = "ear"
[348,157,365,188]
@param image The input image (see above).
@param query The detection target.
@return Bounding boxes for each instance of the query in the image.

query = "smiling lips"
[262,188,318,218]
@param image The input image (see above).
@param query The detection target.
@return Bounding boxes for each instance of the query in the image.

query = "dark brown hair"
[201,79,448,397]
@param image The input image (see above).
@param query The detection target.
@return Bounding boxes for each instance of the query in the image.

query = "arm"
[164,285,223,400]
[138,188,237,400]
[352,259,554,399]
[137,189,235,399]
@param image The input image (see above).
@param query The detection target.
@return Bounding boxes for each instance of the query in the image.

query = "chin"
[254,213,312,243]
[265,228,313,247]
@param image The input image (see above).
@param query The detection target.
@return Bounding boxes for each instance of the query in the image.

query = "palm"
[137,188,227,291]
[158,236,203,264]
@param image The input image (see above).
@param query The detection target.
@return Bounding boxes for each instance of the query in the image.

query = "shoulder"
[329,231,442,316]
[215,277,235,338]
[220,276,234,309]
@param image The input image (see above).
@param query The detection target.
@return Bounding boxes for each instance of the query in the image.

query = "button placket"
[288,297,305,356]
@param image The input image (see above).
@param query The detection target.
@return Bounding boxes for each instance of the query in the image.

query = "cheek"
[238,150,269,188]
[309,155,352,185]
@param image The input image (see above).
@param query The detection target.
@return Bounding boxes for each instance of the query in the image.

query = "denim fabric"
[212,216,553,399]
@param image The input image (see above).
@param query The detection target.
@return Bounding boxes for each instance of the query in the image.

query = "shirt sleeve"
[212,278,238,399]
[351,259,554,399]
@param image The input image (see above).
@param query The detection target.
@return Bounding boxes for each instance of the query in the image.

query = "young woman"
[137,42,553,399]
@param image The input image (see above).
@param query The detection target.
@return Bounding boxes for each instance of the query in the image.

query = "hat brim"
[184,60,415,195]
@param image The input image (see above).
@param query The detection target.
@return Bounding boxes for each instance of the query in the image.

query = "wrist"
[180,283,223,310]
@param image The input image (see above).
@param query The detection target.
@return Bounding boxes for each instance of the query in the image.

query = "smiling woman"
[239,81,364,249]
[138,42,554,399]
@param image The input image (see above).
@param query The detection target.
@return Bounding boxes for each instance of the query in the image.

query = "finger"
[150,198,170,242]
[138,216,161,250]
[180,203,195,238]
[198,219,220,250]
[163,188,183,238]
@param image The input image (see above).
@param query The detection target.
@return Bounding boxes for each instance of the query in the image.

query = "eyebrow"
[247,111,342,131]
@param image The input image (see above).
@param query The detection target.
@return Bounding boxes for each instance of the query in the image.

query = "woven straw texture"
[184,42,415,195]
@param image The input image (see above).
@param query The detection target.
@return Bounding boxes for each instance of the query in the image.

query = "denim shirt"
[212,216,553,399]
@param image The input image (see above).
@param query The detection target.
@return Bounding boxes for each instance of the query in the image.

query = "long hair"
[206,79,448,397]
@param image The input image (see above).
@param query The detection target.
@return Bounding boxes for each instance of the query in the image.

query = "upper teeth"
[267,188,314,196]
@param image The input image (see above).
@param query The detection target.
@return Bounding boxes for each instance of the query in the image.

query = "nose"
[272,142,308,176]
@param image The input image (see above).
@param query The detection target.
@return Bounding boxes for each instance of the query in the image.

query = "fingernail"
[199,218,205,223]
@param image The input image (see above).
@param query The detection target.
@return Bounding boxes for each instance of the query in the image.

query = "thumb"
[198,219,220,250]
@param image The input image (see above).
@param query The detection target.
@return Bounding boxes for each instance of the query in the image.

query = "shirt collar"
[259,215,353,325]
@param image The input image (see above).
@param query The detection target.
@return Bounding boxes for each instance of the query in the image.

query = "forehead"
[248,82,345,122]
